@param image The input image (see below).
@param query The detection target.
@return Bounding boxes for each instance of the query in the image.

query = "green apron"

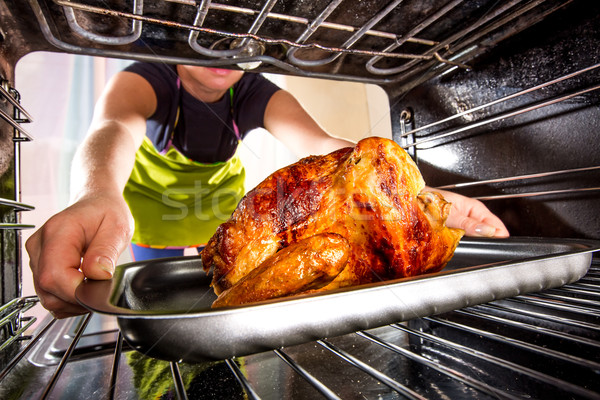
[123,136,245,248]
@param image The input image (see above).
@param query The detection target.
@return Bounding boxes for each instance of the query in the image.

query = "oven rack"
[0,81,35,231]
[26,0,572,85]
[399,62,600,147]
[0,257,598,399]
[0,297,38,353]
[0,81,34,312]
[400,61,600,201]
[433,166,600,202]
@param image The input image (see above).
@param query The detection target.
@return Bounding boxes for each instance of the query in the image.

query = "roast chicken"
[201,137,464,307]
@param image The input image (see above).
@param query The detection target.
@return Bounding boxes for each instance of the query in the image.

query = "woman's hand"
[26,71,152,318]
[428,187,510,238]
[25,194,134,318]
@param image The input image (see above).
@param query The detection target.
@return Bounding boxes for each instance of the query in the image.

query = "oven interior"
[0,0,599,399]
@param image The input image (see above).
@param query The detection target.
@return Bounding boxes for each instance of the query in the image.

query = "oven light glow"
[422,147,459,169]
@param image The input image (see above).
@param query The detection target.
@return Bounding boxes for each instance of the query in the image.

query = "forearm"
[70,71,155,204]
[308,135,355,155]
[264,90,355,158]
[70,120,142,203]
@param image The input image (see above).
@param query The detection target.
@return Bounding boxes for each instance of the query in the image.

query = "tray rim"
[75,236,600,319]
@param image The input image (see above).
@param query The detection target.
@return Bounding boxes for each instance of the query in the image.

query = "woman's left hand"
[428,187,510,238]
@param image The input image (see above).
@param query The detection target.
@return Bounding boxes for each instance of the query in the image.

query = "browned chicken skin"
[212,233,350,307]
[202,137,464,307]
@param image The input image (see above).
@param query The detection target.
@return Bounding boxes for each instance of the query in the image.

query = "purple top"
[124,62,280,163]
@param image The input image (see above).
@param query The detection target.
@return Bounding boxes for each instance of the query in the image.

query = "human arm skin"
[263,89,355,156]
[427,187,509,238]
[25,71,156,318]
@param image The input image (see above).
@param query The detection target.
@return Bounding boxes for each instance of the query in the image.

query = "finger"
[481,216,510,237]
[36,246,86,306]
[25,232,42,280]
[34,221,90,307]
[33,278,89,318]
[449,196,509,238]
[452,207,504,237]
[79,217,131,280]
[450,214,498,237]
[473,222,500,237]
[467,205,510,237]
[26,229,72,315]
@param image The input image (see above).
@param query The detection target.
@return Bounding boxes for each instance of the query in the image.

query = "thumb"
[79,200,134,280]
[82,253,117,280]
[80,229,130,281]
[455,216,497,237]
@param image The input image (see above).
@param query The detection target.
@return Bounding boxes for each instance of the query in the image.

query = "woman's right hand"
[25,193,134,318]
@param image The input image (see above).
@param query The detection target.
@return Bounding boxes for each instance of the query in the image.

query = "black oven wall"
[391,1,600,239]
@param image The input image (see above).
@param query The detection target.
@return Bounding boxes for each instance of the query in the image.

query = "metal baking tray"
[76,237,599,363]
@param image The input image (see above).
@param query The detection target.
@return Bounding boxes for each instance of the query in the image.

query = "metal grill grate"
[0,82,35,232]
[0,257,598,399]
[24,0,572,86]
[0,79,35,313]
[0,297,38,352]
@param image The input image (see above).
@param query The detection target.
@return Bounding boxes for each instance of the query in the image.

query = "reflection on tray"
[76,237,599,363]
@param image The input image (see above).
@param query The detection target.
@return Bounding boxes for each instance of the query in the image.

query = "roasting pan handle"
[76,277,140,316]
[75,255,215,317]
